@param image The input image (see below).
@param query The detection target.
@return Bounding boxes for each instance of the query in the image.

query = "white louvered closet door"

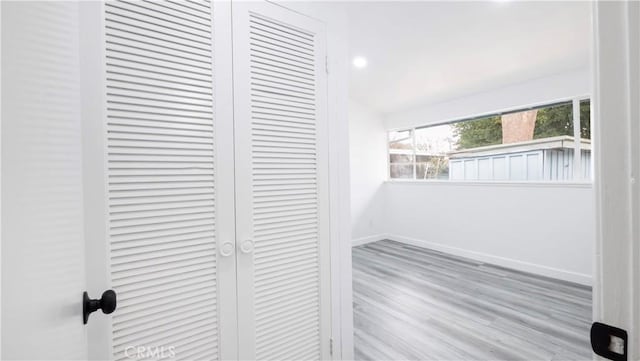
[232,2,332,360]
[93,1,237,360]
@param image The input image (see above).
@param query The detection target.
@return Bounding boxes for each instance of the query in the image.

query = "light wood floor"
[353,240,592,361]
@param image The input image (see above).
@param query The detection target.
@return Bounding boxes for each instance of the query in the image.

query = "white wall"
[385,68,590,129]
[384,182,594,285]
[349,100,388,243]
[350,68,595,285]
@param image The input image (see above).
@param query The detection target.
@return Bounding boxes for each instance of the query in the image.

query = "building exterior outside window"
[388,99,591,181]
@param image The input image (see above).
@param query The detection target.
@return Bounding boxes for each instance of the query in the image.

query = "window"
[388,98,592,182]
[389,130,414,179]
[414,124,455,180]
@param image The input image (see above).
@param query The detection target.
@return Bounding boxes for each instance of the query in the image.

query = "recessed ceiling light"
[353,56,367,69]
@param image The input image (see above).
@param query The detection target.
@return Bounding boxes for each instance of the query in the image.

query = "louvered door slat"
[249,30,314,55]
[119,1,212,27]
[165,0,210,16]
[106,7,211,45]
[233,3,330,359]
[105,1,219,360]
[115,289,217,320]
[107,72,212,94]
[112,285,215,319]
[111,235,216,252]
[110,199,214,212]
[106,41,212,71]
[107,90,213,107]
[106,28,213,60]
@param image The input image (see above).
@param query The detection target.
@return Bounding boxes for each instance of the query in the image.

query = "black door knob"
[83,290,117,324]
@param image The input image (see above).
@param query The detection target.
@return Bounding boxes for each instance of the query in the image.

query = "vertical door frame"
[324,13,354,361]
[592,1,640,359]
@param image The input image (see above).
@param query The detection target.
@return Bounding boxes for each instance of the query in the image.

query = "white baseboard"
[386,234,592,286]
[351,234,388,247]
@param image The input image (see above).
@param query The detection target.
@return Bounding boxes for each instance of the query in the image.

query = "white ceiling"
[345,1,592,114]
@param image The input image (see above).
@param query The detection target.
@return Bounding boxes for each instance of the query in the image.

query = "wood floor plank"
[353,240,592,361]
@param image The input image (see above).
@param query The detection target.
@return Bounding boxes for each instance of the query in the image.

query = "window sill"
[384,179,594,188]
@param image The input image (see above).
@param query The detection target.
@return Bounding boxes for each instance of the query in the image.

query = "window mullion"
[572,98,582,180]
[412,128,417,179]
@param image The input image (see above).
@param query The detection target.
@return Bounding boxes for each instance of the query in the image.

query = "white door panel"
[80,1,236,360]
[2,1,87,359]
[232,2,331,360]
[102,1,222,359]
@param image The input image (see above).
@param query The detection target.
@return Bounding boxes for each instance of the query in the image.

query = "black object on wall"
[83,290,117,324]
[591,321,628,361]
